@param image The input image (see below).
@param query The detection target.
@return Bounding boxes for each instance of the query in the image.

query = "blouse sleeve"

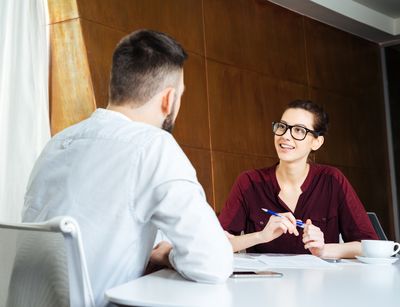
[218,173,249,235]
[334,169,379,241]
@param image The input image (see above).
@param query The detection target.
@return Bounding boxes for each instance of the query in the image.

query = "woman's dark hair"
[286,100,329,136]
[109,29,188,106]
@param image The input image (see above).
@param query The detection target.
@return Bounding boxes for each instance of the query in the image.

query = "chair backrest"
[0,216,95,307]
[367,212,388,240]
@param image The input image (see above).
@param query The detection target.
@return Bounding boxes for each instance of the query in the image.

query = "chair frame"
[367,212,388,240]
[0,216,95,307]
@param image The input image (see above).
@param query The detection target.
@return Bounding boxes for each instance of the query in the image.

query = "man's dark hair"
[287,100,329,136]
[109,29,188,106]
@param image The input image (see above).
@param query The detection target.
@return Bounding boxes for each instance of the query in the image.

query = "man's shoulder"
[52,109,169,145]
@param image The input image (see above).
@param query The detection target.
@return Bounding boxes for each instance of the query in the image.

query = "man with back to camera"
[21,29,233,306]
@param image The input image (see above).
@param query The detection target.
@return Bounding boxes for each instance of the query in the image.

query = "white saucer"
[356,256,399,265]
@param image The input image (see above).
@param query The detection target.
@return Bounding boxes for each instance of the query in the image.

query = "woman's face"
[274,108,323,164]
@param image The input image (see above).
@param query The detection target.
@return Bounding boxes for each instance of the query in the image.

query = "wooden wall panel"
[76,0,204,55]
[309,89,368,167]
[207,60,308,156]
[203,0,307,84]
[310,88,386,168]
[182,147,214,209]
[173,54,210,149]
[305,18,391,236]
[48,0,394,237]
[48,0,79,24]
[305,18,382,96]
[50,19,96,135]
[80,20,125,109]
[358,87,388,164]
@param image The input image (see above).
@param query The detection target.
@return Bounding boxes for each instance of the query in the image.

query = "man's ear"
[311,136,324,151]
[160,87,176,116]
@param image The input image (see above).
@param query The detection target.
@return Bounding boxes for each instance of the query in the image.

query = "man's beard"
[161,100,176,134]
[161,112,175,133]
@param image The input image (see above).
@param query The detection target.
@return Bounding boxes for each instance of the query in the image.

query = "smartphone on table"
[230,271,283,278]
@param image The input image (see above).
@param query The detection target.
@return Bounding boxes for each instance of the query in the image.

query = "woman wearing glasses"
[218,100,378,258]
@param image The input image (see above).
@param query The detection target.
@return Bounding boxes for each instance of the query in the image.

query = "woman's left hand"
[302,219,325,257]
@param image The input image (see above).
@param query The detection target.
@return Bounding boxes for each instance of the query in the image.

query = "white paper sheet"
[234,254,340,270]
[233,254,269,270]
[254,254,339,269]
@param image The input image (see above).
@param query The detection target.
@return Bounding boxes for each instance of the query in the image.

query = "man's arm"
[150,180,233,283]
[136,133,233,283]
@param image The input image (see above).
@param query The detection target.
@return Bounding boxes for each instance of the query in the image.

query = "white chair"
[0,216,95,307]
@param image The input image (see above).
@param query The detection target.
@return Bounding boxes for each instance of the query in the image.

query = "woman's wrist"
[256,230,271,245]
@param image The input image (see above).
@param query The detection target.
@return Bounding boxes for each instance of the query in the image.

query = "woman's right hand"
[258,212,299,243]
[223,212,299,252]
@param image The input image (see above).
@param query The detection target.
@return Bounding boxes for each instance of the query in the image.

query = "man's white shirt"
[23,108,233,306]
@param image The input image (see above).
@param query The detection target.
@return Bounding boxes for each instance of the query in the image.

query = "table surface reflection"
[106,256,400,307]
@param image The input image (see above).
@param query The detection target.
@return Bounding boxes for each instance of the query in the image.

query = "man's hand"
[149,241,173,268]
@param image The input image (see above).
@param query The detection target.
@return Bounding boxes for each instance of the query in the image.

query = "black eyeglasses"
[272,121,320,141]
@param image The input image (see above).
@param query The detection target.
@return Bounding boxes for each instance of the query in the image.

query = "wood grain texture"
[173,53,210,149]
[48,0,79,24]
[48,0,393,238]
[207,60,308,156]
[50,19,96,135]
[203,0,307,84]
[80,20,125,109]
[181,146,214,210]
[305,18,382,96]
[76,0,204,55]
[309,86,387,168]
[309,88,364,167]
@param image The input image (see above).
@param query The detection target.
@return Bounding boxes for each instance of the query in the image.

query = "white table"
[106,257,400,307]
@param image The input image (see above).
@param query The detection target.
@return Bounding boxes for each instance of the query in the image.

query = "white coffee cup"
[361,240,400,258]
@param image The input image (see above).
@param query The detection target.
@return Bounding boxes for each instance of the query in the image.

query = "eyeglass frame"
[272,121,320,141]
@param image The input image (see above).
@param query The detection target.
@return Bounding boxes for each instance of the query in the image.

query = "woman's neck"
[276,161,310,187]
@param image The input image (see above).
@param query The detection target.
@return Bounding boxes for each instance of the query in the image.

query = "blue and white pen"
[261,208,305,229]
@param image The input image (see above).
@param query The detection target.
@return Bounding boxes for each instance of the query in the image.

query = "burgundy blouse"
[218,163,378,254]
